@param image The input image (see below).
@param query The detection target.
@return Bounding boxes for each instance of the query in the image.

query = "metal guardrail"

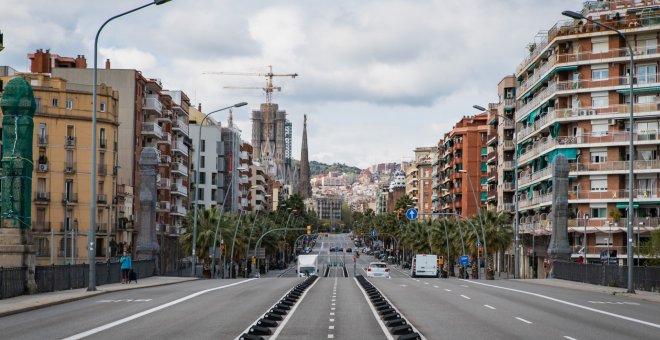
[553,261,659,292]
[0,260,156,299]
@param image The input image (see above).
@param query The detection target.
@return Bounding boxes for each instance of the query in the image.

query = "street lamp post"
[459,169,488,278]
[584,213,590,283]
[192,102,247,278]
[89,0,172,292]
[228,209,245,279]
[562,10,635,293]
[282,210,297,263]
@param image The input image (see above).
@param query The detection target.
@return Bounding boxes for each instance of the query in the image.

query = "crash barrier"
[239,275,318,340]
[343,266,349,277]
[355,275,423,340]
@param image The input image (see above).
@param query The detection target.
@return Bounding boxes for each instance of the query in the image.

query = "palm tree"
[181,206,223,265]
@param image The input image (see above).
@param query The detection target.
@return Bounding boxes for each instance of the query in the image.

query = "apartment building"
[189,106,226,211]
[0,72,119,265]
[435,114,488,218]
[405,147,435,219]
[512,0,660,267]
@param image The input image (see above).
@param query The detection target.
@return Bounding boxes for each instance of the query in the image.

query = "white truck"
[411,254,438,278]
[297,254,319,277]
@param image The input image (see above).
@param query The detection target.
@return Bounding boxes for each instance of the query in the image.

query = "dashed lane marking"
[444,289,452,292]
[268,278,321,340]
[329,325,334,330]
[328,335,334,339]
[465,279,660,330]
[484,305,496,310]
[460,285,469,287]
[563,336,578,340]
[460,295,471,300]
[515,317,532,324]
[433,285,439,288]
[588,301,640,305]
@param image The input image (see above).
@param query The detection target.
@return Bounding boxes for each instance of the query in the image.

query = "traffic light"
[438,256,444,266]
[221,244,225,253]
[252,256,256,265]
[307,225,311,235]
[397,209,403,220]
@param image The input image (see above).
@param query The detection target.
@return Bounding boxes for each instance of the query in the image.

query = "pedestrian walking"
[120,250,132,284]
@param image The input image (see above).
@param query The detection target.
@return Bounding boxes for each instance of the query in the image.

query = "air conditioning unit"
[578,109,587,116]
[608,119,617,125]
[587,110,596,115]
[38,163,48,171]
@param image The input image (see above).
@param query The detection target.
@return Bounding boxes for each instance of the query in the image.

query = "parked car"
[346,248,352,253]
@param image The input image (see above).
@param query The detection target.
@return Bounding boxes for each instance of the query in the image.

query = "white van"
[411,254,438,278]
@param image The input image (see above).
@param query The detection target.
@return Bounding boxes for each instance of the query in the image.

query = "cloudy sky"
[1,0,583,168]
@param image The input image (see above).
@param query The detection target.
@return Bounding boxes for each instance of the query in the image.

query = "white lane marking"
[460,285,469,287]
[433,285,439,288]
[444,289,452,292]
[424,282,429,285]
[329,325,335,330]
[64,279,256,340]
[465,279,660,330]
[515,317,532,324]
[353,277,395,340]
[400,284,407,287]
[588,301,640,305]
[269,278,321,340]
[484,305,496,310]
[332,303,336,306]
[330,312,335,316]
[460,295,471,300]
[331,307,336,311]
[330,318,335,322]
[563,336,578,340]
[328,335,334,339]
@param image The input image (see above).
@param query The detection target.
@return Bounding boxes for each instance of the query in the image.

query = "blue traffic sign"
[459,255,469,266]
[406,208,418,220]
[476,241,481,247]
[371,230,377,237]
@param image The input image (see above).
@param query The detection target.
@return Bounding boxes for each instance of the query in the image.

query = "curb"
[0,278,199,318]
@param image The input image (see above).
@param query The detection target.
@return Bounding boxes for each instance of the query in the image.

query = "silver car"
[367,262,390,278]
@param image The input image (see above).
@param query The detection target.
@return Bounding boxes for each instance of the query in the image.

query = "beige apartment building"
[0,72,119,265]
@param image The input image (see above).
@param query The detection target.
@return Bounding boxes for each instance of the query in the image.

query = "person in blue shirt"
[120,250,132,284]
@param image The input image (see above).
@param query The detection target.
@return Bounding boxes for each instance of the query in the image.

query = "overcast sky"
[1,0,583,168]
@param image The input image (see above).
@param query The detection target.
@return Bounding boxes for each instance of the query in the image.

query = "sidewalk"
[0,276,198,317]
[519,278,660,304]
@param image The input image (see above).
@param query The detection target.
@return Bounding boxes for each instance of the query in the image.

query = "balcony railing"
[173,141,189,157]
[34,191,50,203]
[38,135,48,147]
[61,192,78,203]
[568,189,659,200]
[64,163,76,174]
[98,164,107,176]
[32,221,51,232]
[160,155,171,165]
[158,178,171,189]
[171,183,187,196]
[156,201,171,211]
[142,122,163,139]
[97,194,108,204]
[518,192,552,209]
[571,159,660,173]
[172,119,189,137]
[171,161,188,176]
[143,96,163,116]
[158,132,171,144]
[36,161,49,172]
[65,136,75,147]
[171,205,187,215]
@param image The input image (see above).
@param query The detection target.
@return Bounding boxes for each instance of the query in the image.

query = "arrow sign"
[406,208,418,220]
[476,241,481,247]
[371,230,377,237]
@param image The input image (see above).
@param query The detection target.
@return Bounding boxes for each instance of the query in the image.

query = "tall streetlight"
[459,169,488,278]
[227,209,245,278]
[191,102,247,277]
[562,10,635,293]
[282,209,297,262]
[89,0,172,292]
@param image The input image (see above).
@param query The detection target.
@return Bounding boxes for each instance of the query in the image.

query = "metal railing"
[553,261,659,292]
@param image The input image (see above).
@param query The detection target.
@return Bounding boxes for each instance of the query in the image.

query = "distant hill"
[310,161,361,176]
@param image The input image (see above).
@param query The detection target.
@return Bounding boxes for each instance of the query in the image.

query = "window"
[591,92,608,108]
[200,156,205,168]
[590,148,608,163]
[590,176,607,191]
[199,172,206,184]
[34,97,41,113]
[66,99,73,110]
[639,149,657,161]
[638,95,656,104]
[592,67,608,80]
[211,189,217,201]
[591,37,608,53]
[481,162,487,172]
[637,120,658,135]
[35,237,49,257]
[590,206,607,219]
[197,188,204,200]
[596,233,612,246]
[637,64,657,84]
[52,98,59,107]
[639,38,657,54]
[100,102,106,112]
[212,173,217,185]
[201,140,206,152]
[591,121,609,137]
[38,123,47,141]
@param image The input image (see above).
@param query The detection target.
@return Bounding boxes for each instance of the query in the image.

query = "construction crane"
[203,65,298,105]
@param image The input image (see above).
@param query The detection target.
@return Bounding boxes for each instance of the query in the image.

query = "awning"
[616,86,660,94]
[627,6,660,13]
[529,108,539,124]
[615,203,640,209]
[546,148,578,163]
[488,117,498,125]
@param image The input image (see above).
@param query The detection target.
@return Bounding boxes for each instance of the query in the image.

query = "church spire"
[299,114,311,199]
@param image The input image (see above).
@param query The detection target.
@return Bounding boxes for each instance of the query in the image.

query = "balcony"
[32,221,51,232]
[171,204,187,216]
[518,193,552,210]
[158,132,171,144]
[61,192,78,204]
[568,189,659,201]
[97,194,108,204]
[65,136,75,148]
[38,134,48,147]
[98,164,107,176]
[143,96,163,116]
[502,161,515,170]
[172,119,189,137]
[99,138,107,150]
[158,178,171,190]
[171,161,188,176]
[173,141,189,157]
[503,98,515,109]
[96,223,109,233]
[64,163,76,174]
[239,176,249,184]
[142,122,163,139]
[171,183,187,196]
[571,159,660,173]
[500,181,515,191]
[156,201,171,212]
[518,166,552,187]
[159,155,171,165]
[34,191,50,204]
[159,109,172,122]
[502,140,515,150]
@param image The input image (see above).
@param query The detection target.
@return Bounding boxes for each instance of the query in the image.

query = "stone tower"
[251,103,288,181]
[299,115,312,199]
[547,154,571,277]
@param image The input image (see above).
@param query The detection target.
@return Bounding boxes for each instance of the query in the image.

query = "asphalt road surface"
[2,233,659,340]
